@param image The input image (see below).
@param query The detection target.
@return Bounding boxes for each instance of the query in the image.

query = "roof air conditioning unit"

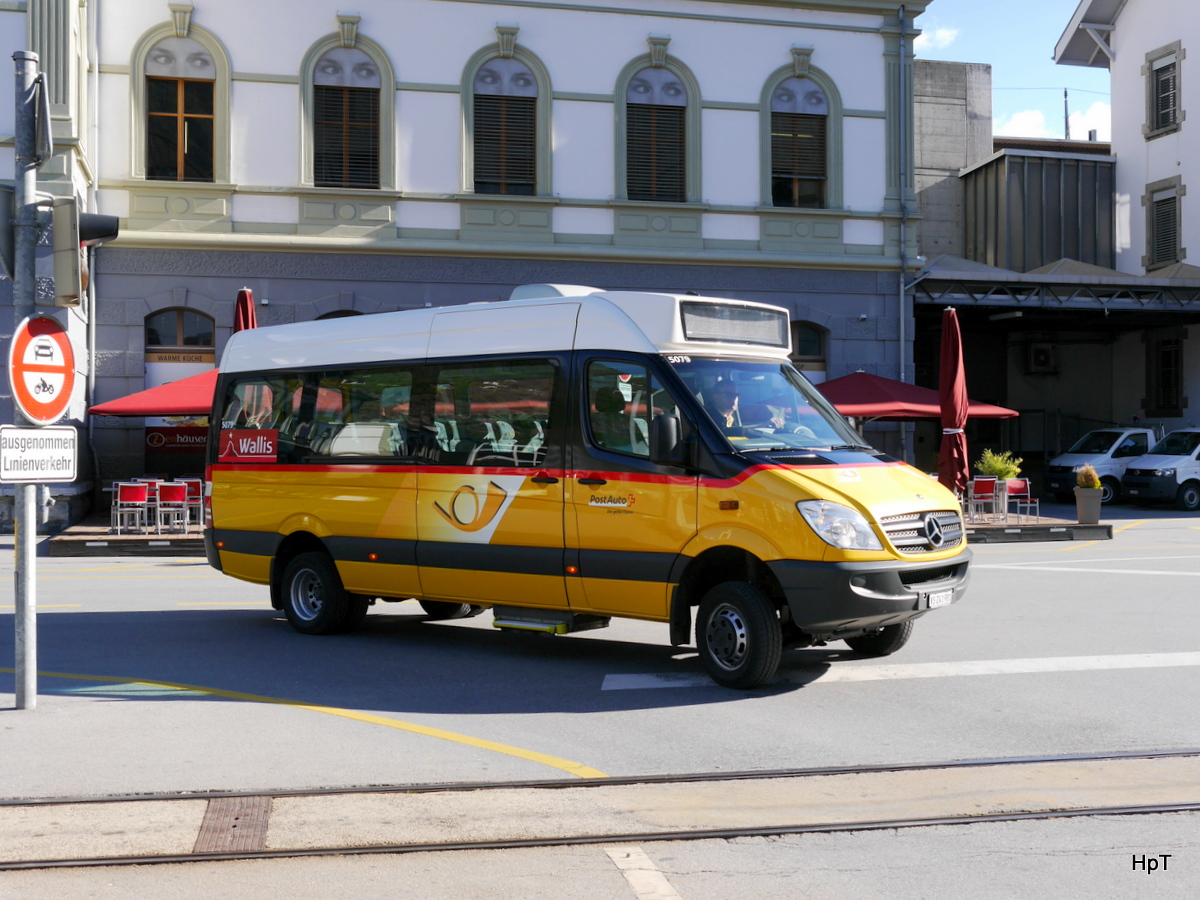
[1025,342,1059,375]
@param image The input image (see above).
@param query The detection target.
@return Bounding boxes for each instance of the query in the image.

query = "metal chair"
[111,482,150,534]
[966,476,1000,522]
[154,481,190,534]
[1004,477,1040,524]
[181,477,204,526]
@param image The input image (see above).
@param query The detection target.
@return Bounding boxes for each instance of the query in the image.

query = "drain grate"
[193,796,271,854]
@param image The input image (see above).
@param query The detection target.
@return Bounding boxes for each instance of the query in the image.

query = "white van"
[1044,428,1156,504]
[1120,429,1200,511]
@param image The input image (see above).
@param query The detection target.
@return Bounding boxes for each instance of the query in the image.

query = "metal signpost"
[6,51,55,710]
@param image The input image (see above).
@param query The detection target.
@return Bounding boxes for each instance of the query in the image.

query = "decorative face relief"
[145,37,215,80]
[627,67,686,106]
[314,47,381,88]
[474,58,538,97]
[771,77,828,115]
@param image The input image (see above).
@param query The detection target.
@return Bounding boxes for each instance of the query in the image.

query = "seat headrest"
[594,387,626,414]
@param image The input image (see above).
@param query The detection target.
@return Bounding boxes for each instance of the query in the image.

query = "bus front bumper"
[767,549,971,640]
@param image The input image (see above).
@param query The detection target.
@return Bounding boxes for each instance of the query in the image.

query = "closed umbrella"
[233,287,257,332]
[937,307,970,495]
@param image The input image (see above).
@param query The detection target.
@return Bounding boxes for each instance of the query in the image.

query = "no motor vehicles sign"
[8,316,76,425]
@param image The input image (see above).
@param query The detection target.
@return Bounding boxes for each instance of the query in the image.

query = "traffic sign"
[8,315,76,425]
[0,425,76,483]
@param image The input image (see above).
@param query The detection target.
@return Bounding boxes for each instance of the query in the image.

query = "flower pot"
[1074,486,1102,525]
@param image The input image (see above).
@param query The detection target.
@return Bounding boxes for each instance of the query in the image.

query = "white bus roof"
[218,287,793,373]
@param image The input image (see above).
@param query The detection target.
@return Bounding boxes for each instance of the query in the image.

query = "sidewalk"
[43,513,205,557]
[2,754,1199,867]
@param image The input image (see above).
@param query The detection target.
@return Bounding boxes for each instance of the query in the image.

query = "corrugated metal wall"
[963,153,1115,272]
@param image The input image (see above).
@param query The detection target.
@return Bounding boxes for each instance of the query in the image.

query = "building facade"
[1,0,929,526]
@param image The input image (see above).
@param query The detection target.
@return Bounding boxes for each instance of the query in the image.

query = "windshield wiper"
[818,443,877,452]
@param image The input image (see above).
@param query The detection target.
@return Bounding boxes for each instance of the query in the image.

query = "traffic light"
[0,184,14,280]
[49,197,119,307]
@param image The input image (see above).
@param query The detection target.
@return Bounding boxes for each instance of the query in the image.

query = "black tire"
[342,594,371,632]
[844,620,913,656]
[1176,481,1200,512]
[696,582,783,689]
[418,600,482,620]
[1100,478,1121,505]
[282,551,352,635]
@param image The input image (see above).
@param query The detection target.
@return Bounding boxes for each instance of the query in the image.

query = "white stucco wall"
[1107,0,1199,274]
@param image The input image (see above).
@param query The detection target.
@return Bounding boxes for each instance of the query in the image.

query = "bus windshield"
[667,356,869,452]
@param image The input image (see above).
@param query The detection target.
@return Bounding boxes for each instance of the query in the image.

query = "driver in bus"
[706,380,785,432]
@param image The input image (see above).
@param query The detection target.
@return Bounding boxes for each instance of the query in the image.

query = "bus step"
[491,606,610,635]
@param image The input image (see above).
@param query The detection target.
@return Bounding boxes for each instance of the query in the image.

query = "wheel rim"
[289,568,323,621]
[1100,482,1116,504]
[1186,488,1200,510]
[704,602,748,671]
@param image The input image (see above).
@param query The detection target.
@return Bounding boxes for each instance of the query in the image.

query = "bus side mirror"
[650,414,684,467]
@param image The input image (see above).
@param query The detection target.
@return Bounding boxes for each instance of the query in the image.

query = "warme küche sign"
[0,426,77,483]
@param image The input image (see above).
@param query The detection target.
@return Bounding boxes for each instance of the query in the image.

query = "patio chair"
[155,481,190,534]
[181,477,204,526]
[111,482,150,534]
[966,476,1000,522]
[1004,477,1040,524]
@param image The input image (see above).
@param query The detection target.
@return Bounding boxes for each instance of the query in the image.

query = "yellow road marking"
[177,602,261,606]
[1114,520,1147,533]
[28,573,223,580]
[0,668,608,780]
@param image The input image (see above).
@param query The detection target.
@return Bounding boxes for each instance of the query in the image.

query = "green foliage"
[1076,463,1102,489]
[974,448,1023,479]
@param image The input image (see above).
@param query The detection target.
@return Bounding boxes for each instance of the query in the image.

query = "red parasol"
[816,372,1016,421]
[936,307,970,495]
[233,287,258,332]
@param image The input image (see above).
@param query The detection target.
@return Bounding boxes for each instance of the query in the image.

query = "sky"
[914,0,1112,141]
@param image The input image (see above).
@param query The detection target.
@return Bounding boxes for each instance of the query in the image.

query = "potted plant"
[1074,463,1103,525]
[974,448,1023,480]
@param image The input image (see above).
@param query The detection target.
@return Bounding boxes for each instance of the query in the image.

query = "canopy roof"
[89,369,217,417]
[816,372,1018,421]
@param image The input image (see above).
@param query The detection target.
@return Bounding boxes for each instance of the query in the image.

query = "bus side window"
[586,361,677,459]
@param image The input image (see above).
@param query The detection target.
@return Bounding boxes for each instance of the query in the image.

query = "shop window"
[145,309,214,348]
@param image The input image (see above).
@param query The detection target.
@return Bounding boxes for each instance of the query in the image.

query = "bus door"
[567,356,698,618]
[415,357,570,608]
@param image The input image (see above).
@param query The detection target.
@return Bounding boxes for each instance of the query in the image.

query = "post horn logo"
[434,481,509,532]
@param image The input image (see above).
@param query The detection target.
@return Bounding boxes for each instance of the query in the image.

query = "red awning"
[816,372,1017,421]
[89,369,218,417]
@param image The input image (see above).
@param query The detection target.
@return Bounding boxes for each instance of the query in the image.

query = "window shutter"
[1152,196,1179,265]
[474,95,537,195]
[313,85,380,189]
[1154,62,1178,131]
[626,104,685,202]
[771,112,826,208]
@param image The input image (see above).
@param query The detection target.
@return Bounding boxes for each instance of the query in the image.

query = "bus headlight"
[797,500,883,551]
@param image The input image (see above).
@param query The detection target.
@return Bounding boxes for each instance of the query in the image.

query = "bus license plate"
[927,590,953,609]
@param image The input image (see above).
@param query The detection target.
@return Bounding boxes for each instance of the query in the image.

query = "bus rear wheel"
[282,551,354,635]
[696,582,782,689]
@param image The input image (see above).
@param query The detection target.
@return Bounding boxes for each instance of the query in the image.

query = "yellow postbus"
[205,285,970,688]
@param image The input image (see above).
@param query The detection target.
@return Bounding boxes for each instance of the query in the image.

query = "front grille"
[1126,468,1152,478]
[878,510,963,554]
[900,564,962,589]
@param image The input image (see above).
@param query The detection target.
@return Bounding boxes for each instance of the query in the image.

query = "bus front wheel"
[696,582,783,689]
[282,551,354,635]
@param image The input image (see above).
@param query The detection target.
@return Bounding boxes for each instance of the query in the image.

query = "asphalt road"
[2,510,1200,896]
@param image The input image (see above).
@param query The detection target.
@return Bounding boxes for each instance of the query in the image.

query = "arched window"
[615,54,701,203]
[145,37,216,181]
[759,62,843,209]
[300,33,395,190]
[770,78,828,208]
[461,40,553,197]
[145,308,215,348]
[473,57,538,195]
[625,67,687,202]
[790,321,827,381]
[312,48,381,188]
